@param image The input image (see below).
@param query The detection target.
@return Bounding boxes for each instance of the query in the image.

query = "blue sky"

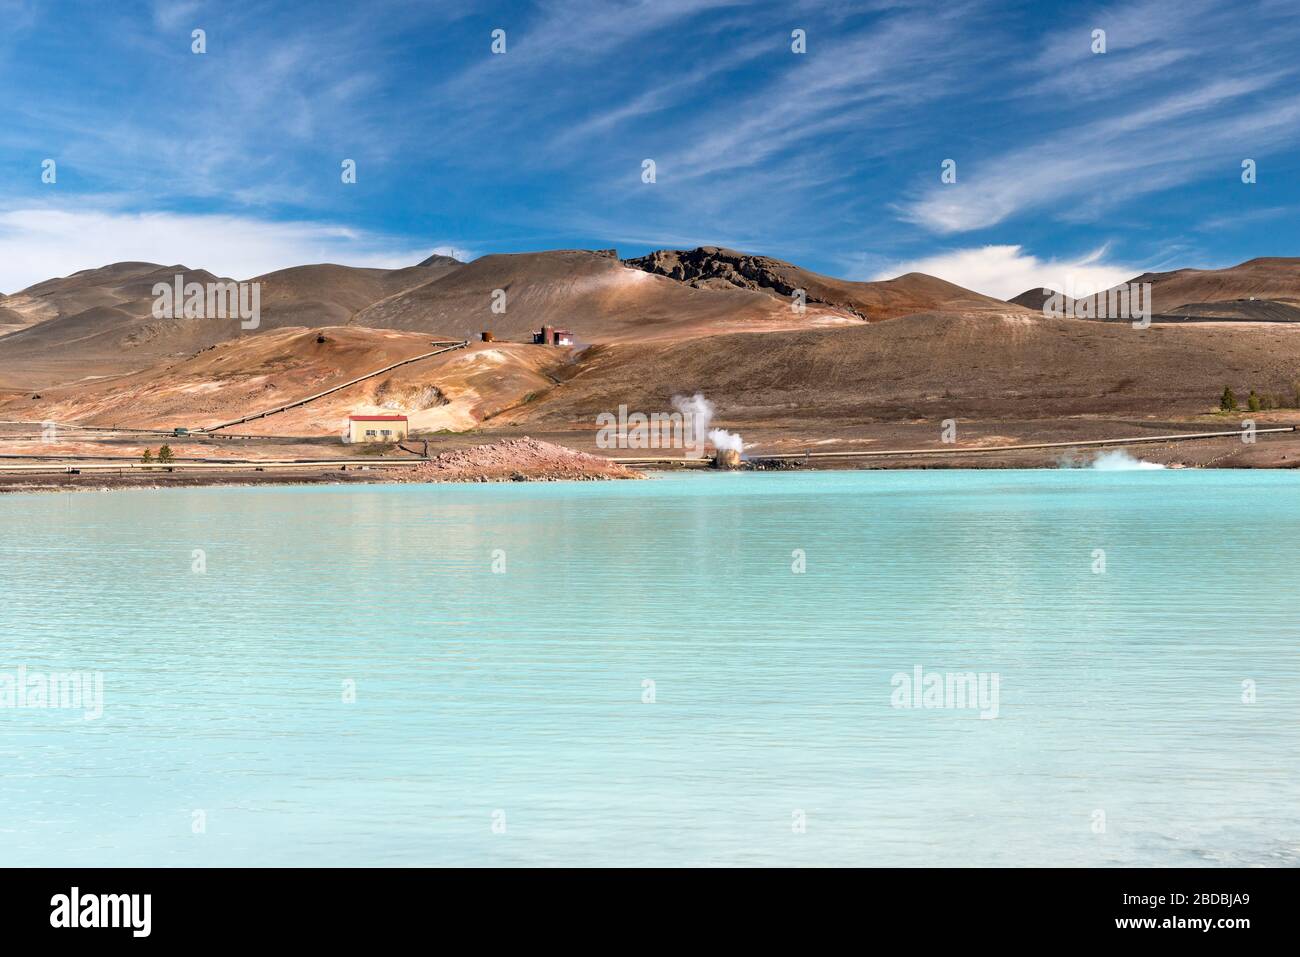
[0,0,1297,296]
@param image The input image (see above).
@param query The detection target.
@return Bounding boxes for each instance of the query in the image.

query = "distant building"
[532,326,575,346]
[347,414,408,443]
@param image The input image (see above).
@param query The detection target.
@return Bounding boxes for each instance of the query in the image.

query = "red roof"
[349,415,408,421]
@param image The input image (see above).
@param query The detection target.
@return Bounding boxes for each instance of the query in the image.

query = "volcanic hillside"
[1133,257,1300,310]
[250,255,462,327]
[0,256,463,389]
[348,248,847,341]
[625,246,1017,320]
[1013,256,1300,320]
[9,247,1300,443]
[0,326,566,436]
[496,310,1300,428]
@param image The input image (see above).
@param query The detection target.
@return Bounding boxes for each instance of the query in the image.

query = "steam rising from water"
[1091,449,1164,470]
[1059,449,1166,470]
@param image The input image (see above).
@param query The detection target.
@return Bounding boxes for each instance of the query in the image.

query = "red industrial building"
[532,326,574,346]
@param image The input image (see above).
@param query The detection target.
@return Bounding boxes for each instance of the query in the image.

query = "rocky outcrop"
[624,246,827,303]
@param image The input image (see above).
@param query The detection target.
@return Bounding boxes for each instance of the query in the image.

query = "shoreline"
[0,436,645,492]
[2,454,1297,494]
[4,419,1299,493]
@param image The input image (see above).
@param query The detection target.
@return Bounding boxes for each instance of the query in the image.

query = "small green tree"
[1220,386,1238,412]
[158,444,174,464]
[141,448,153,464]
[1248,390,1262,413]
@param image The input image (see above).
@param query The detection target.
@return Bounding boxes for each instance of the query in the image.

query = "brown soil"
[0,329,566,435]
[498,312,1300,427]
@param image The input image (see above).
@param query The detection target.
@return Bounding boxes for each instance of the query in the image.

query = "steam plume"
[708,428,745,453]
[671,392,745,455]
[1058,449,1165,470]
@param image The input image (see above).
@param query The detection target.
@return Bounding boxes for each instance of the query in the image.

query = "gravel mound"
[407,437,642,482]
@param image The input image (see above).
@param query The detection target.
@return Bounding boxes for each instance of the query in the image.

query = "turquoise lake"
[1,470,1297,866]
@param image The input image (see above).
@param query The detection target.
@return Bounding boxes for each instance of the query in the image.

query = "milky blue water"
[1,470,1298,867]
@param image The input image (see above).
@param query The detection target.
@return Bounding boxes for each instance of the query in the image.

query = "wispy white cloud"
[902,75,1300,234]
[151,0,205,32]
[0,2,430,209]
[438,0,742,101]
[1195,204,1299,233]
[0,206,464,293]
[531,3,1003,262]
[545,34,777,151]
[897,0,1300,237]
[871,244,1138,300]
[663,10,985,182]
[1022,0,1218,96]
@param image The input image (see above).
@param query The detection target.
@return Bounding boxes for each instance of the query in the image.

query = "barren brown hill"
[1,262,227,336]
[1135,257,1300,308]
[6,261,187,322]
[1009,288,1078,312]
[625,246,1017,320]
[0,265,239,388]
[350,248,849,342]
[250,256,463,326]
[1029,257,1300,320]
[1,326,567,435]
[0,256,464,390]
[497,311,1300,429]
